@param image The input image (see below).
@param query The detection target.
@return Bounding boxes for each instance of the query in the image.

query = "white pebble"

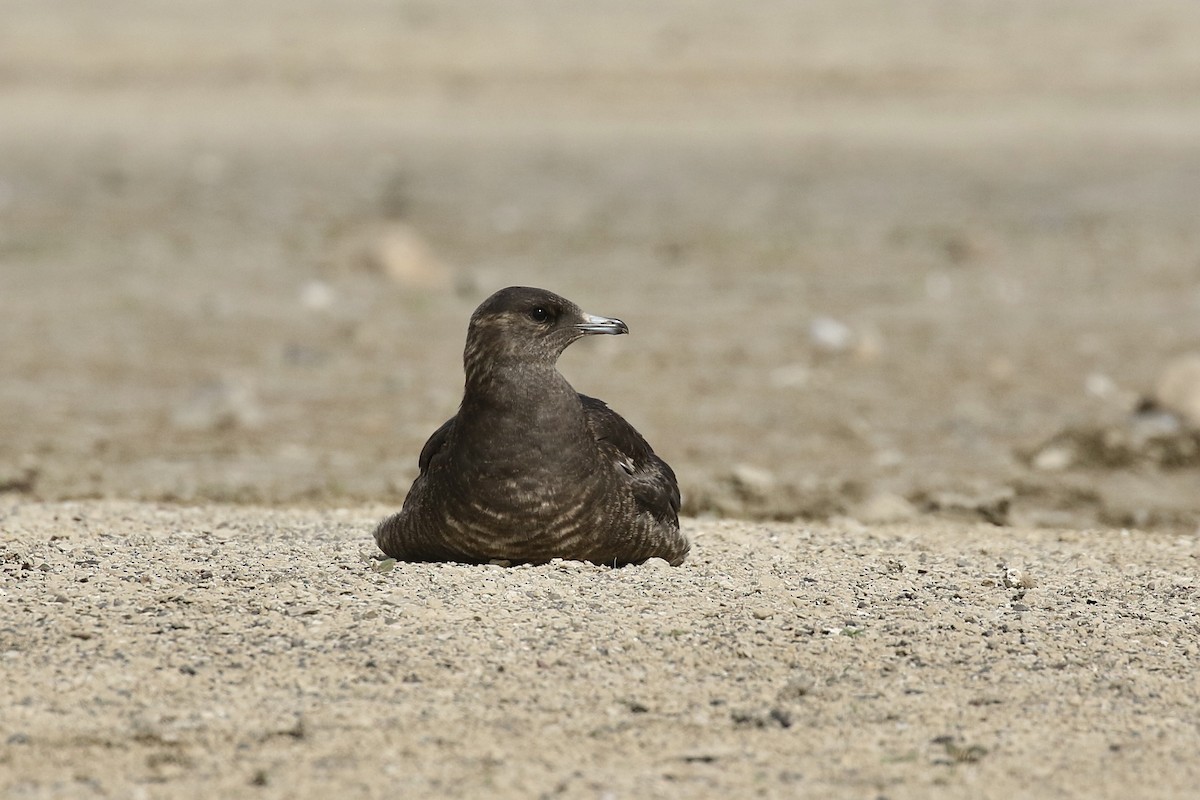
[809,316,854,353]
[299,280,336,311]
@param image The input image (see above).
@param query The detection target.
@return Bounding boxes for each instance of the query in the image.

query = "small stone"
[1085,372,1117,399]
[1003,566,1036,589]
[331,221,452,290]
[809,316,854,353]
[855,492,917,524]
[299,280,336,311]
[751,607,774,620]
[729,464,776,496]
[1153,353,1200,428]
[1032,445,1073,472]
[641,557,672,571]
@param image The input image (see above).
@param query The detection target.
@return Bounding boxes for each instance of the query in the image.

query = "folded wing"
[579,394,681,525]
[417,416,456,473]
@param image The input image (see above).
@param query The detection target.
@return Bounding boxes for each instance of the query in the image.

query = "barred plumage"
[374,286,688,566]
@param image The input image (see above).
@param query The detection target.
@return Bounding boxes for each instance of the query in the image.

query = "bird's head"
[463,286,628,378]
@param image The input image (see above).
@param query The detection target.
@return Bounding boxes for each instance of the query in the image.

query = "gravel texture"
[3,501,1197,798]
[4,4,1200,798]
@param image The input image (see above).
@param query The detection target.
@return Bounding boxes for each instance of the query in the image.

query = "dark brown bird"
[374,286,688,566]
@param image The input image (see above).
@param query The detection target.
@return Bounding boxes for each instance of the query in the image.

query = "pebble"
[808,316,854,353]
[299,280,336,311]
[332,221,452,290]
[855,492,917,524]
[1153,353,1200,428]
[171,377,264,432]
[1085,372,1117,399]
[1032,444,1073,472]
[728,464,777,496]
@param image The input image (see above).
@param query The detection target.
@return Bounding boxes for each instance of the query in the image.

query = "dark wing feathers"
[416,398,680,525]
[417,416,456,474]
[579,394,681,523]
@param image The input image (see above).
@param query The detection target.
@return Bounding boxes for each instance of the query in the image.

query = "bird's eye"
[528,307,551,323]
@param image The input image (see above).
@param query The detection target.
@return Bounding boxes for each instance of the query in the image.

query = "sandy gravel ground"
[2,501,1197,799]
[4,3,1200,797]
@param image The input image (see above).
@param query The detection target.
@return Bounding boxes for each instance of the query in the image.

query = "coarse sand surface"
[3,501,1197,798]
[5,3,1200,797]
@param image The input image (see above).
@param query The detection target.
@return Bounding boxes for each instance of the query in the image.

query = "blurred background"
[3,0,1200,530]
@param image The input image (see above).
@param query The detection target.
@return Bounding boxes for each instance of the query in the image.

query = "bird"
[374,286,688,567]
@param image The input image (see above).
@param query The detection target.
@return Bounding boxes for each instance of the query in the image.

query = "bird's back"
[374,391,687,566]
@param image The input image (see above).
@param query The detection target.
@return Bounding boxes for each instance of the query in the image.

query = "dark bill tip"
[575,313,629,336]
